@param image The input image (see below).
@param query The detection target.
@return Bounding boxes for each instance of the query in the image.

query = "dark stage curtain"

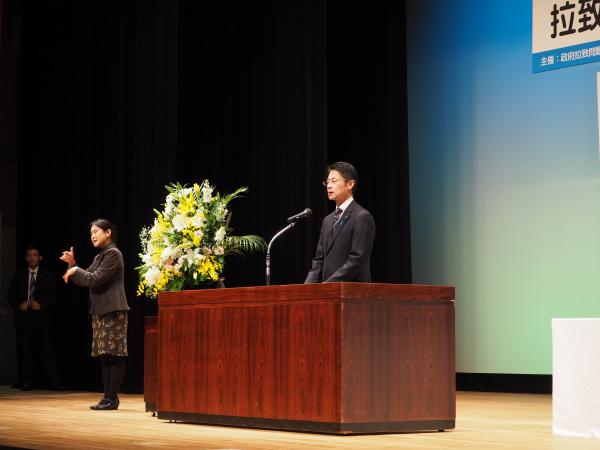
[178,0,328,286]
[14,0,409,393]
[16,0,178,392]
[327,3,411,283]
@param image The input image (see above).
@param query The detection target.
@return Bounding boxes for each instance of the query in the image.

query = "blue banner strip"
[533,39,600,73]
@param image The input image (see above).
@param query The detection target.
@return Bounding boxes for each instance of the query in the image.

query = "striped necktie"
[332,207,343,231]
[27,271,37,306]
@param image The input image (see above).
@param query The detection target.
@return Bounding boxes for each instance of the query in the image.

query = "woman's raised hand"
[60,246,75,267]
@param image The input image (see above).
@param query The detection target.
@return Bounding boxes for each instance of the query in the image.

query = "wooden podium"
[144,283,455,434]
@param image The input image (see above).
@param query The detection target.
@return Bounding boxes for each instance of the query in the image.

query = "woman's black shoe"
[91,398,119,410]
[90,398,109,410]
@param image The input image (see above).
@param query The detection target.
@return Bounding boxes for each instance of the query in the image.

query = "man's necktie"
[27,272,36,306]
[332,208,343,231]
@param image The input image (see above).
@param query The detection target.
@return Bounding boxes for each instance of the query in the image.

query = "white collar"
[336,196,354,212]
[29,267,39,275]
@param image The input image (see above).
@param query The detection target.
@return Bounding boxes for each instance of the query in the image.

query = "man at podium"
[305,161,376,283]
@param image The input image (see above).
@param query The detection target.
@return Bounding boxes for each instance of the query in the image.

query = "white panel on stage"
[552,318,600,438]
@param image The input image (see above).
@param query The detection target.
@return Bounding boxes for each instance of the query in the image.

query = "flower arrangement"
[137,181,265,298]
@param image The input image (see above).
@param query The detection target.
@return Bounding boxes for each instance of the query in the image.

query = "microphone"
[287,208,312,223]
[267,209,311,285]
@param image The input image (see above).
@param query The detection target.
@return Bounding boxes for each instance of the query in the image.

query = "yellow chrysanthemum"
[197,257,222,281]
[154,271,171,291]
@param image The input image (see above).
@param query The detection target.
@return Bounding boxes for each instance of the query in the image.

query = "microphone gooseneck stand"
[266,208,312,286]
[265,222,296,286]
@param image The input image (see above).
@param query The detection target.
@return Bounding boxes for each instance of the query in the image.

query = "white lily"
[172,214,186,231]
[144,267,161,286]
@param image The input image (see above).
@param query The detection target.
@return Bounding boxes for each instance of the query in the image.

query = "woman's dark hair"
[90,218,118,242]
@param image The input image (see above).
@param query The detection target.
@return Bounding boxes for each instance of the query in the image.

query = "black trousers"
[15,311,61,387]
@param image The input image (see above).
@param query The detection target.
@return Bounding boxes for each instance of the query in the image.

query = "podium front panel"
[155,283,455,434]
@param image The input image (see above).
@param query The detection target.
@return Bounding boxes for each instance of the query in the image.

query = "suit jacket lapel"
[326,201,357,255]
[322,211,334,253]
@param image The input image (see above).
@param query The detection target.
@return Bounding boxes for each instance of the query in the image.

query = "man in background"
[7,245,62,390]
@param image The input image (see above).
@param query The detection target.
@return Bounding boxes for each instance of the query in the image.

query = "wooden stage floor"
[0,386,598,449]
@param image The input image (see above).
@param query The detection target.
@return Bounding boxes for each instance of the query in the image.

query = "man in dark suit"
[7,245,62,390]
[305,162,376,283]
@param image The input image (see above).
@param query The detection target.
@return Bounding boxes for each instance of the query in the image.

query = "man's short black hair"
[328,161,358,191]
[25,244,42,255]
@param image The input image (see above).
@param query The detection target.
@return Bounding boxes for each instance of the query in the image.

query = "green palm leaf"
[224,235,266,257]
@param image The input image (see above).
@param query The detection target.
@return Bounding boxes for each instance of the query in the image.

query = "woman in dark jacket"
[61,219,130,410]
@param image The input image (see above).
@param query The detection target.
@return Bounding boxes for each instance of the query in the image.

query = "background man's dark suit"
[7,267,61,388]
[305,200,376,283]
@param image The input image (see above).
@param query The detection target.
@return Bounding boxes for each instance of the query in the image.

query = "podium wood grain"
[151,283,455,434]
